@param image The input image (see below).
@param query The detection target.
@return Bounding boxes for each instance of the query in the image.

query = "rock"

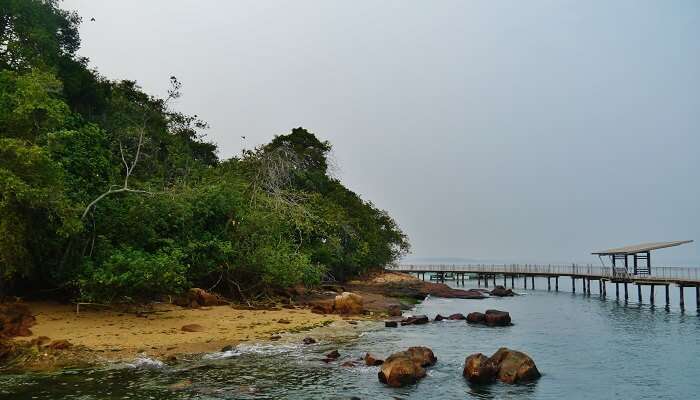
[0,303,36,338]
[221,345,235,352]
[463,353,498,383]
[378,346,436,387]
[333,292,364,315]
[385,321,398,328]
[47,339,73,350]
[364,353,384,366]
[489,347,540,383]
[434,314,446,321]
[463,348,540,385]
[309,299,335,315]
[29,336,52,347]
[347,320,358,325]
[0,339,17,362]
[270,335,282,341]
[302,337,316,345]
[484,310,511,326]
[387,304,402,317]
[175,288,225,308]
[490,286,514,297]
[181,324,205,332]
[447,313,467,321]
[400,315,429,326]
[325,350,340,360]
[277,318,291,324]
[466,312,485,324]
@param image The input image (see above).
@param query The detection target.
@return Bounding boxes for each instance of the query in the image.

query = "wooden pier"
[391,263,700,309]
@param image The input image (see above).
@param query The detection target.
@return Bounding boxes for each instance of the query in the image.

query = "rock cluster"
[400,315,429,326]
[463,347,540,384]
[174,288,227,308]
[378,346,437,387]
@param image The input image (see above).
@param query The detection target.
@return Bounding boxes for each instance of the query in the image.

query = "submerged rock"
[463,347,540,385]
[490,286,514,297]
[400,315,429,326]
[325,350,340,360]
[434,314,446,321]
[385,320,398,328]
[378,346,436,387]
[489,347,540,383]
[302,337,316,345]
[484,310,511,326]
[463,353,499,383]
[466,312,485,324]
[364,352,384,366]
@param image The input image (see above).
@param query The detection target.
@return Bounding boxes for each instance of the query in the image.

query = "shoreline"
[1,271,485,372]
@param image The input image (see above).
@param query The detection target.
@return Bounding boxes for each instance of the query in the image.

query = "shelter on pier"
[592,240,693,277]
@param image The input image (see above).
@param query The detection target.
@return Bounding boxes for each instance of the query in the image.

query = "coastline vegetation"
[0,0,409,303]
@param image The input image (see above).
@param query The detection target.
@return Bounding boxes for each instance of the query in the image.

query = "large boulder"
[484,310,511,326]
[0,303,36,338]
[333,292,364,315]
[463,353,498,383]
[447,313,467,321]
[466,312,485,324]
[400,315,429,326]
[378,346,436,387]
[490,286,514,297]
[489,347,540,384]
[463,348,540,385]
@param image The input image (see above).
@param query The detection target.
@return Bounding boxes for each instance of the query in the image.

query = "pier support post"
[493,275,496,286]
[503,275,506,287]
[598,280,602,295]
[524,276,527,289]
[477,275,480,287]
[511,275,515,288]
[637,284,642,304]
[616,283,619,299]
[548,277,551,291]
[650,285,655,306]
[572,277,575,293]
[555,277,559,291]
[665,284,669,307]
[602,281,606,297]
[531,276,535,289]
[484,276,488,288]
[679,286,685,309]
[696,286,699,309]
[624,283,628,301]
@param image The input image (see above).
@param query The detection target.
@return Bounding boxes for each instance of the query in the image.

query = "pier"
[392,240,698,309]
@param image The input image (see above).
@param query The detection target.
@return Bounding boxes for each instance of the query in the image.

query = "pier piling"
[555,276,559,291]
[637,285,642,303]
[572,277,575,293]
[650,285,655,305]
[624,283,628,302]
[679,286,685,309]
[548,277,551,291]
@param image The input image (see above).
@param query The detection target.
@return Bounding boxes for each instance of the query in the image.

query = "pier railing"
[390,264,700,283]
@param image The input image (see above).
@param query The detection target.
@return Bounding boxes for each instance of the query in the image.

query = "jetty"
[392,240,698,309]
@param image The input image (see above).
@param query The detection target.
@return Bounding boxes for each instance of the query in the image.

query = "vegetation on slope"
[0,0,409,303]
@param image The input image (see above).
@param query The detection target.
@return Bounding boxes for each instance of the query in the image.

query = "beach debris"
[463,347,540,384]
[364,353,384,366]
[181,324,205,332]
[378,346,437,387]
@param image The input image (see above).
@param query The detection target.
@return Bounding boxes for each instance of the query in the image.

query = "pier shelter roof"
[592,240,693,256]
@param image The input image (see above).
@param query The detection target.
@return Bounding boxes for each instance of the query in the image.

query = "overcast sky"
[62,0,699,265]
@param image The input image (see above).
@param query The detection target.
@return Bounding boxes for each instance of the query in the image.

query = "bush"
[78,247,188,302]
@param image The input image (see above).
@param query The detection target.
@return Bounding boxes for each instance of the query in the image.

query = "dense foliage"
[0,1,409,302]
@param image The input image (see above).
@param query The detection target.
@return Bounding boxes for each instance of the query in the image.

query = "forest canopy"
[0,0,409,302]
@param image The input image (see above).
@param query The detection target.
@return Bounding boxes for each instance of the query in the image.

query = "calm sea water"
[2,277,699,399]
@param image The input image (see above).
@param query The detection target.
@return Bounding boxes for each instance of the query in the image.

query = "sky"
[61,0,700,266]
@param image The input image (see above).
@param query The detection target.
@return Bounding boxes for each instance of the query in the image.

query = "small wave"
[125,355,166,369]
[203,343,301,360]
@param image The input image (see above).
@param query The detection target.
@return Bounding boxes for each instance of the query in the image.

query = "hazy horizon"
[63,0,700,266]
